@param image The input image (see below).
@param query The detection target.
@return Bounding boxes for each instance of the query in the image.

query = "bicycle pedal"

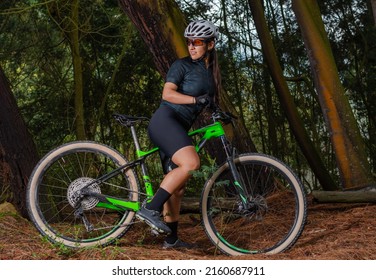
[150,229,160,236]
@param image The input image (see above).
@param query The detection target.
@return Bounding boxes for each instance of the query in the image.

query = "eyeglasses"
[186,38,207,47]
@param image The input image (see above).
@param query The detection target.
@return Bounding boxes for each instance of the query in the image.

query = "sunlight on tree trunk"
[118,0,188,78]
[292,0,375,190]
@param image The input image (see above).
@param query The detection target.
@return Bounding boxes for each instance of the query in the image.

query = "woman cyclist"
[136,20,222,249]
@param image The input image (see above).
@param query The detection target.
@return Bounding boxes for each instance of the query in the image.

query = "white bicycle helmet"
[184,20,219,39]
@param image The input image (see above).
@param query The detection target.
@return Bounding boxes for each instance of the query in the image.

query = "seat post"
[130,124,152,185]
[130,126,141,151]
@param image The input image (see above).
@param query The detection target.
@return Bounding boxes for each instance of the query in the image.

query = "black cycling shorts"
[148,104,193,172]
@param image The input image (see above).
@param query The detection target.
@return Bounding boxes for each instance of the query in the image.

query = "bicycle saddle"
[113,113,149,127]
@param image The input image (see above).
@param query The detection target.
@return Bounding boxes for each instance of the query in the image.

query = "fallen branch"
[180,197,200,213]
[312,190,376,203]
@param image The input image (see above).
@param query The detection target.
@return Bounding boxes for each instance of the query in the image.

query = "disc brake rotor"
[238,195,268,219]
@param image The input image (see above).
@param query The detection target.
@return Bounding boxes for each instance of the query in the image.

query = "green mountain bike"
[26,108,307,255]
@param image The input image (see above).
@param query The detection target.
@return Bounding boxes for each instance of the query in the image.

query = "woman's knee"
[172,146,200,171]
[180,157,200,171]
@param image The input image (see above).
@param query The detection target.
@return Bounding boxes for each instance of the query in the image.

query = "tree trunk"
[248,0,337,190]
[370,0,376,26]
[292,0,375,190]
[118,0,188,79]
[47,0,86,140]
[0,66,39,217]
[69,0,86,140]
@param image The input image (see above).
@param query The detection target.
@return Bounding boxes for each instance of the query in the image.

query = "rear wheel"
[201,153,307,255]
[26,141,139,248]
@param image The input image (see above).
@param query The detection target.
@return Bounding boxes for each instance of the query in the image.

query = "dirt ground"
[1,195,376,260]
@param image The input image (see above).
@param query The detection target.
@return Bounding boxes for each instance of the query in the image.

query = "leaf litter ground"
[1,195,375,260]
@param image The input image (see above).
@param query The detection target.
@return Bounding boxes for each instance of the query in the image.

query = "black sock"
[146,188,171,212]
[165,221,178,244]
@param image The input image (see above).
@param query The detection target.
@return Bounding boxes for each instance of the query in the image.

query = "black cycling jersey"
[167,56,215,98]
[161,56,215,126]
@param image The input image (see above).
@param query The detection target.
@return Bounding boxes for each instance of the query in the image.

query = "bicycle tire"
[200,153,307,255]
[26,141,140,248]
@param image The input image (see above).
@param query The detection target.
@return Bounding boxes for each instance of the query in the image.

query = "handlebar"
[210,106,237,125]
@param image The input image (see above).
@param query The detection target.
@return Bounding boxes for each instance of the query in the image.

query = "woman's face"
[186,38,214,60]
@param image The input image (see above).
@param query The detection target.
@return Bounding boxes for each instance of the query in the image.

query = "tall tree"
[248,0,337,190]
[292,0,375,190]
[47,0,86,140]
[0,65,39,217]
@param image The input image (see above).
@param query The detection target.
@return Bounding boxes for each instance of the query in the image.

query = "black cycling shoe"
[136,205,171,234]
[162,239,196,249]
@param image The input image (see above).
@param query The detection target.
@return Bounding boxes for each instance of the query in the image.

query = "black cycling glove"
[195,94,213,107]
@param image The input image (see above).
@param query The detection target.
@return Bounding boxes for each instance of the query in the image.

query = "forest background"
[0,0,375,247]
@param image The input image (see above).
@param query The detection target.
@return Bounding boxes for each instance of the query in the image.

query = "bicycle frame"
[89,120,234,214]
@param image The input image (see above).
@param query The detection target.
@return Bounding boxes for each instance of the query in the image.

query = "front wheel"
[26,141,140,248]
[201,153,307,255]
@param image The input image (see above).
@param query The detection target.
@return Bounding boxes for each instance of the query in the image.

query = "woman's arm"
[162,82,196,105]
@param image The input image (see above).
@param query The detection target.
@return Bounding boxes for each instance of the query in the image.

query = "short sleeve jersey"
[166,56,215,97]
[161,56,215,126]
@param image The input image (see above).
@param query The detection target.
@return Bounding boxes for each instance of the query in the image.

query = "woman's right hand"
[194,94,213,107]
